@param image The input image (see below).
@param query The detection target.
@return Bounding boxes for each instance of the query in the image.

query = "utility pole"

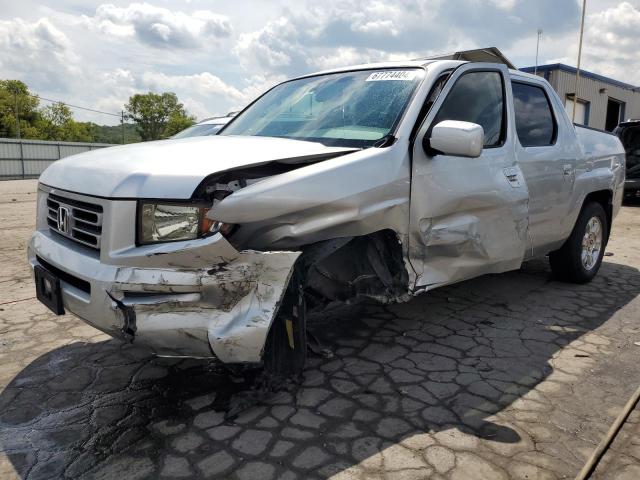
[121,110,125,144]
[572,0,587,123]
[534,29,543,75]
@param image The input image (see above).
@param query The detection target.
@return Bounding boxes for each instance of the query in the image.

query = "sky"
[0,0,638,125]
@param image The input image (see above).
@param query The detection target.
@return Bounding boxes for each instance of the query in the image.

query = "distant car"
[614,120,640,199]
[171,114,235,139]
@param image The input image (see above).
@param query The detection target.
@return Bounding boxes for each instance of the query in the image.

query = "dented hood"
[39,135,355,199]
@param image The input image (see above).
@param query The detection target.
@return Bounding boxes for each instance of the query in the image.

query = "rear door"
[512,79,577,256]
[409,63,529,291]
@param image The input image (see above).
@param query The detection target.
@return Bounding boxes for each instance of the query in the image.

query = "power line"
[28,93,122,118]
[21,92,128,144]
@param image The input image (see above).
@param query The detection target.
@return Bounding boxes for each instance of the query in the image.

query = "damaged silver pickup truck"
[29,53,625,377]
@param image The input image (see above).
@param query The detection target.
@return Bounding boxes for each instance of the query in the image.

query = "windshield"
[171,123,225,139]
[221,68,424,148]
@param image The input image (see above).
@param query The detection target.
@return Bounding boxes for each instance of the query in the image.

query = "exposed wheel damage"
[302,230,410,310]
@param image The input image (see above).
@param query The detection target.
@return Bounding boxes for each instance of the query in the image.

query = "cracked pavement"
[1,179,640,479]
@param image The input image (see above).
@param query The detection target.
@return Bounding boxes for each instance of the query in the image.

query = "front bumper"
[28,229,300,363]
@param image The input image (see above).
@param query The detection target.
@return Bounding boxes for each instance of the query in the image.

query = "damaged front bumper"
[28,230,300,363]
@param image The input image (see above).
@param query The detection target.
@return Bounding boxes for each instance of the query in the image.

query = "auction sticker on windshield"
[366,71,418,81]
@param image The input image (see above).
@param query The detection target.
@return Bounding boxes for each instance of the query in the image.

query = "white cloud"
[352,19,398,35]
[138,71,280,120]
[141,71,244,101]
[0,17,80,92]
[539,2,640,85]
[488,0,517,10]
[91,69,137,116]
[234,17,302,72]
[88,3,232,48]
[0,0,637,127]
[231,5,405,77]
[229,0,584,79]
[588,2,639,52]
[344,1,402,36]
[314,47,393,71]
[0,17,70,56]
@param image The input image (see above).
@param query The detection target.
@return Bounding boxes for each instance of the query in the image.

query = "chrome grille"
[46,193,103,249]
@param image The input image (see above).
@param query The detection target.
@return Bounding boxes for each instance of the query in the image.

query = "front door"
[409,63,529,291]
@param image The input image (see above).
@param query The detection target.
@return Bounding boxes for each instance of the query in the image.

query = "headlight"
[138,202,230,245]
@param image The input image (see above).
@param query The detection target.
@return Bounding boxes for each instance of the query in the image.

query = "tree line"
[0,80,196,144]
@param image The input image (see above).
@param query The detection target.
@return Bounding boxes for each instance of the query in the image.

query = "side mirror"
[428,120,484,158]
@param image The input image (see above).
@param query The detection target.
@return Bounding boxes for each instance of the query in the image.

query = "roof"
[415,47,516,69]
[296,59,438,79]
[520,63,639,91]
[297,48,516,79]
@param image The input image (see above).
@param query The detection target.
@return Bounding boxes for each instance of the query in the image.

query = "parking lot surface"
[1,179,639,480]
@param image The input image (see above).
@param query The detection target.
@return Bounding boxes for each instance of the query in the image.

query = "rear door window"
[512,82,557,147]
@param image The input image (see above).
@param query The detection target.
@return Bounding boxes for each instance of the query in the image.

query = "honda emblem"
[57,206,70,234]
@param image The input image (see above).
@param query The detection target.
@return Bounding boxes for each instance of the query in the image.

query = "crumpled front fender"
[111,248,302,362]
[203,250,301,363]
[29,229,300,363]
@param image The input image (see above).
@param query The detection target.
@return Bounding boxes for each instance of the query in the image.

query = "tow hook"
[106,292,137,342]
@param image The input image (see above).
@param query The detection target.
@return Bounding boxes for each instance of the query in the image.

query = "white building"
[521,64,640,131]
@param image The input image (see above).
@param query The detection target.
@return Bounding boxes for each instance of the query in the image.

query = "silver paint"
[28,58,626,362]
[39,135,355,199]
[28,185,300,362]
[408,63,529,290]
[581,216,603,270]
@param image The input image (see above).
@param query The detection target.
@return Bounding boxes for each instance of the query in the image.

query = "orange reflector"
[201,208,235,236]
[285,319,295,349]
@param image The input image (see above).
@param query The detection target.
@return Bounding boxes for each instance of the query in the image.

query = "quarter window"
[512,82,556,147]
[432,71,505,147]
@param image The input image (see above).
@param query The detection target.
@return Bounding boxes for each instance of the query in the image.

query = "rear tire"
[263,262,307,379]
[549,202,608,283]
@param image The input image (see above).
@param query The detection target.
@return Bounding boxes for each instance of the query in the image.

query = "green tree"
[164,111,196,137]
[36,102,94,142]
[87,122,141,144]
[125,92,195,141]
[0,80,41,139]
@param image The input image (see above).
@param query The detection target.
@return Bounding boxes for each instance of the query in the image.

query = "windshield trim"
[218,66,427,146]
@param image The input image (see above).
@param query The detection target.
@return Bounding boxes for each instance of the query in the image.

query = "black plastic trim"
[36,256,91,294]
[48,193,103,212]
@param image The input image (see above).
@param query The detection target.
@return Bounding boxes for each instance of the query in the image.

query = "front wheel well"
[582,190,613,243]
[300,230,410,311]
